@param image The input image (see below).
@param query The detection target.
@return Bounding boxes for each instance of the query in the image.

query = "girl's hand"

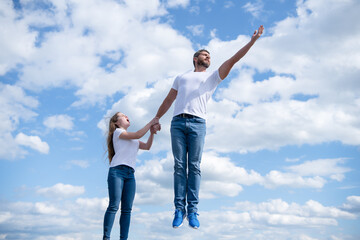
[151,123,161,134]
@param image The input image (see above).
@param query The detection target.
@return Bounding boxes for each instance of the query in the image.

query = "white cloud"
[189,5,200,15]
[0,212,12,224]
[299,235,319,240]
[0,1,36,75]
[36,183,85,198]
[135,151,257,203]
[342,195,360,213]
[43,114,74,130]
[167,0,190,8]
[67,160,90,169]
[34,202,69,216]
[263,158,351,189]
[15,132,49,154]
[243,0,264,18]
[0,83,39,159]
[0,133,26,160]
[9,0,192,107]
[286,158,351,181]
[0,196,356,240]
[0,0,359,239]
[228,198,356,223]
[224,1,235,9]
[75,197,108,212]
[201,151,262,197]
[304,199,355,219]
[135,151,350,204]
[186,24,204,36]
[207,97,360,153]
[135,151,257,204]
[263,170,326,189]
[2,0,359,158]
[130,198,356,240]
[135,154,174,205]
[97,75,177,153]
[198,0,360,154]
[210,28,217,38]
[285,157,302,163]
[0,197,106,240]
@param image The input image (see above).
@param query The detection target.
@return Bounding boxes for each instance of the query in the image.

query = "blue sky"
[0,0,360,239]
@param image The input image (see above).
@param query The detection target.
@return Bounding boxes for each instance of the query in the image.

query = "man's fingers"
[259,25,264,34]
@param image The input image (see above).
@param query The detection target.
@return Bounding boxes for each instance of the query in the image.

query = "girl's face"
[115,113,130,129]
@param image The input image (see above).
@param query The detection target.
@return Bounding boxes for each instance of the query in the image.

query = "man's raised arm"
[218,25,264,80]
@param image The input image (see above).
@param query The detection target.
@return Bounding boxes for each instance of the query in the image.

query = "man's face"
[195,51,210,68]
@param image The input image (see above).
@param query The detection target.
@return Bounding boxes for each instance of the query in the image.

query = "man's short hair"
[193,49,210,67]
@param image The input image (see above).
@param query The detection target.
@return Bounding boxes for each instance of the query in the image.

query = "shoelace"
[188,212,199,219]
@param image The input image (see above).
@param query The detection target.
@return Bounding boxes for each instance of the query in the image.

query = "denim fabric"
[171,115,206,214]
[103,165,136,240]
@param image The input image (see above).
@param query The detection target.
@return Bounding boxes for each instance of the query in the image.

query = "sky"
[0,0,360,239]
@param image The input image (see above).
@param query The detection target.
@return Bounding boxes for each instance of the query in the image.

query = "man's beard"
[197,59,210,68]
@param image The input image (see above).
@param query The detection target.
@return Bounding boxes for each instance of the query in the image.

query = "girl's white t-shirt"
[110,128,139,169]
[172,70,222,119]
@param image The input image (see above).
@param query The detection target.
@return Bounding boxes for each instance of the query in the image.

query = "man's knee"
[188,162,201,174]
[107,202,120,212]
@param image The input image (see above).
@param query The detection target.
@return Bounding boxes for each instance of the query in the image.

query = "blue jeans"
[171,115,206,214]
[103,165,136,240]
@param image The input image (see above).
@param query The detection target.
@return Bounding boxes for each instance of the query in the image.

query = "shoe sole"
[172,216,186,229]
[172,223,183,228]
[187,217,199,229]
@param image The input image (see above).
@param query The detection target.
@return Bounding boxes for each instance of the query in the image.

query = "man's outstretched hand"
[251,25,264,41]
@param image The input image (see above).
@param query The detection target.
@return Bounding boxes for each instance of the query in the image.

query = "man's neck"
[194,66,207,72]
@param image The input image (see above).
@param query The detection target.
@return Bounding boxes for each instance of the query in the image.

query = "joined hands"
[150,117,161,134]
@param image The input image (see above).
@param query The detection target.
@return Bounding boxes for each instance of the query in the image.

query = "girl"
[103,112,159,240]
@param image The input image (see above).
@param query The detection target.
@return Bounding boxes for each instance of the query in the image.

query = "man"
[155,25,264,229]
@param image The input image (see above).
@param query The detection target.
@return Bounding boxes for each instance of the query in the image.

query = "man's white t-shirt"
[172,69,222,119]
[110,128,139,169]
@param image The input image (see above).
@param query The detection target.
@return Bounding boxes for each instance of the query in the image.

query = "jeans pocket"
[194,117,206,124]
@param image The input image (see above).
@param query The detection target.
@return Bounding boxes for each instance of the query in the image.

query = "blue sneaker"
[187,212,200,229]
[172,209,186,228]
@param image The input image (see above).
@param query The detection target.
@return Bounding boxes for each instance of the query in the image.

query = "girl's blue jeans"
[170,115,206,214]
[103,165,136,240]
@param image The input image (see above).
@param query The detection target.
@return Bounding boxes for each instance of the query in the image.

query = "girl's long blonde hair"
[107,112,120,163]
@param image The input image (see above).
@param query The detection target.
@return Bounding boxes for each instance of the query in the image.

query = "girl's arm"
[120,117,158,140]
[139,124,159,150]
[139,133,154,150]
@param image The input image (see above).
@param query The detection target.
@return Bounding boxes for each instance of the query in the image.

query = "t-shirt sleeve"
[212,69,222,84]
[171,76,179,90]
[204,70,222,92]
[113,128,124,139]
